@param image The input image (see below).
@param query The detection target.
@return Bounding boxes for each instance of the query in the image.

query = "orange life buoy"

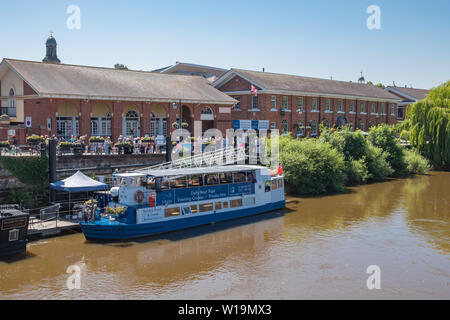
[134,190,145,203]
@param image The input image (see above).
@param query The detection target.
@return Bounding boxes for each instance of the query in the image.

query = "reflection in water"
[1,172,449,299]
[403,174,450,254]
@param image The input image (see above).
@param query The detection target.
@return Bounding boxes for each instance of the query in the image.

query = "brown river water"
[1,172,449,299]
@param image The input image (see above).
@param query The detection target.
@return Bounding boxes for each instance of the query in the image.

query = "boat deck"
[28,218,81,237]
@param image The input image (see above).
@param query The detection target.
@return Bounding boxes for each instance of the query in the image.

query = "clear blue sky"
[1,0,449,89]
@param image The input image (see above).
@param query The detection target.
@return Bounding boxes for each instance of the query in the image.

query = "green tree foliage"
[368,124,408,176]
[6,189,33,208]
[403,149,432,175]
[0,156,49,190]
[403,81,450,168]
[279,137,346,195]
[319,125,393,183]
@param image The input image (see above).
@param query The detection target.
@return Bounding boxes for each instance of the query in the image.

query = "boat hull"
[0,240,27,258]
[80,200,285,241]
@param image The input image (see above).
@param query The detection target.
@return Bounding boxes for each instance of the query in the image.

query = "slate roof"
[385,86,429,101]
[216,68,401,101]
[1,59,236,104]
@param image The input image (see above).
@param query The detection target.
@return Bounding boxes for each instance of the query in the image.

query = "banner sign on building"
[232,120,269,131]
[156,182,255,206]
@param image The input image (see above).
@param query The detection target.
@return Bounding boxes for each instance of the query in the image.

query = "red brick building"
[0,58,236,144]
[213,69,401,137]
[385,86,429,121]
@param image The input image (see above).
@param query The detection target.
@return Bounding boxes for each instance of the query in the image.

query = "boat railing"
[134,146,247,173]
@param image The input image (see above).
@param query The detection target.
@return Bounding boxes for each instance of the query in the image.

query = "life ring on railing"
[134,190,145,203]
[149,194,156,207]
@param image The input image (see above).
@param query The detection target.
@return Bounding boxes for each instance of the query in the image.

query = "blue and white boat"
[80,164,285,241]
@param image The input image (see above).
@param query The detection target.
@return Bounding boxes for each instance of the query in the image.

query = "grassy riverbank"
[278,125,432,195]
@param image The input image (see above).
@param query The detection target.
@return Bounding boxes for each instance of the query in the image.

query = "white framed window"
[270,122,276,130]
[361,102,366,113]
[350,101,355,113]
[297,121,304,136]
[297,97,303,112]
[9,229,19,242]
[371,103,376,114]
[282,96,288,110]
[271,96,277,110]
[381,103,386,114]
[325,99,331,111]
[233,97,241,110]
[338,100,343,112]
[281,120,289,134]
[310,120,317,136]
[8,88,16,117]
[312,98,318,111]
[391,104,396,115]
[251,95,259,109]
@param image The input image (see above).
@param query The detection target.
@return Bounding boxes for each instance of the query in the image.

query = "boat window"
[272,180,278,190]
[164,207,180,217]
[230,199,243,208]
[120,178,127,186]
[145,178,155,190]
[161,178,170,190]
[199,203,214,213]
[247,171,256,183]
[244,197,255,206]
[278,179,283,189]
[190,205,198,214]
[172,177,187,189]
[265,181,271,192]
[130,178,141,187]
[220,172,233,184]
[189,175,202,187]
[9,229,19,242]
[233,172,246,183]
[222,201,229,209]
[205,174,219,185]
[215,201,222,210]
[182,206,192,215]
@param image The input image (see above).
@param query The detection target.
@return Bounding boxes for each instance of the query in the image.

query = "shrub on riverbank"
[279,137,346,195]
[319,126,393,183]
[403,149,432,175]
[278,124,430,195]
[368,124,408,177]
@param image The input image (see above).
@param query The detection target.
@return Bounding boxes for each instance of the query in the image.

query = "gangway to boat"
[133,145,248,173]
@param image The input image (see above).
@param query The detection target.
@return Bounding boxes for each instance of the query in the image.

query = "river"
[1,172,449,299]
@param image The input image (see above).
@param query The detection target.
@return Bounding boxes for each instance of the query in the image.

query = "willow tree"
[404,81,450,168]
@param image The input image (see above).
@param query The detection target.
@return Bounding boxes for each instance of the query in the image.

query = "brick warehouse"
[213,69,402,137]
[0,34,404,143]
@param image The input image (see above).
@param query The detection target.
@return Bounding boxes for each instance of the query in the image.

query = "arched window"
[201,107,213,115]
[200,107,214,121]
[8,88,16,117]
[91,103,111,137]
[124,110,140,137]
[369,121,375,128]
[322,119,330,128]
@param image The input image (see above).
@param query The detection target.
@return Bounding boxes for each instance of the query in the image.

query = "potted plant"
[58,141,74,153]
[0,140,10,148]
[89,136,104,143]
[141,137,154,143]
[172,122,180,129]
[115,142,132,154]
[106,205,127,220]
[26,135,45,145]
[181,122,189,128]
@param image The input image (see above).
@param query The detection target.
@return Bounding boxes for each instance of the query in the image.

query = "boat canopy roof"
[115,165,269,178]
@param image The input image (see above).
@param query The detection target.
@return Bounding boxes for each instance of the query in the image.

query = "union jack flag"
[251,84,258,96]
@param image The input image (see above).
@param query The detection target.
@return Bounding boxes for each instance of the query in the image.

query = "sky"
[0,0,449,89]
